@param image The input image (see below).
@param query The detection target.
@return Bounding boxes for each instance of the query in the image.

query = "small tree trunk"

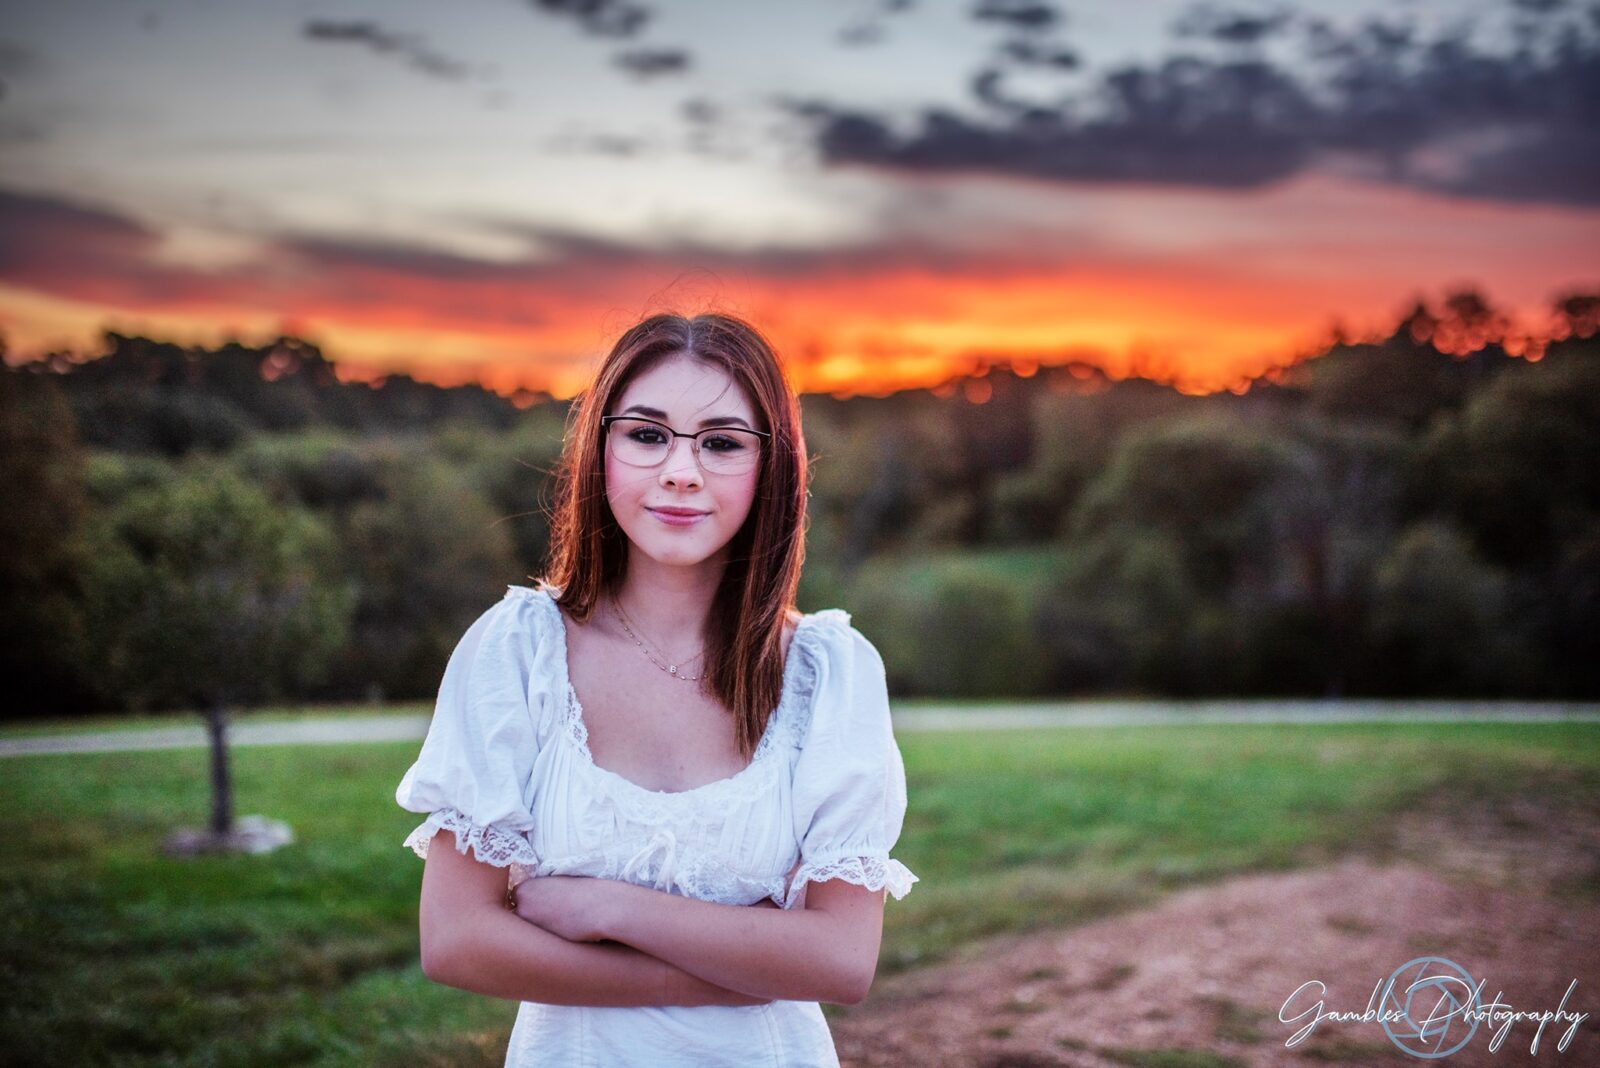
[206,702,233,835]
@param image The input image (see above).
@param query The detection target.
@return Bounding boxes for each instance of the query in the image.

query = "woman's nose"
[658,436,703,485]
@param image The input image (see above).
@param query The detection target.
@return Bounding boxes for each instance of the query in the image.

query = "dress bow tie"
[619,827,679,893]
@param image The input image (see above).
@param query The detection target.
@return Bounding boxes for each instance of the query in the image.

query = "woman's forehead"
[614,357,754,421]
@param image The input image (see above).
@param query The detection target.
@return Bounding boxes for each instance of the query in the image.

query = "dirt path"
[831,795,1600,1067]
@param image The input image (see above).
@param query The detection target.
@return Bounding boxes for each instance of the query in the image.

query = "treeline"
[2,289,1596,719]
[25,333,544,451]
[803,294,1599,700]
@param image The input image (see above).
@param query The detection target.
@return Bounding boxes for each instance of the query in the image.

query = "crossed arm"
[417,829,885,1008]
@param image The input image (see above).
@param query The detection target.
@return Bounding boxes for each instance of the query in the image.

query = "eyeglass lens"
[607,417,762,473]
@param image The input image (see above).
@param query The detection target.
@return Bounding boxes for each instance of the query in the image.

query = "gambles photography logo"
[1278,956,1589,1057]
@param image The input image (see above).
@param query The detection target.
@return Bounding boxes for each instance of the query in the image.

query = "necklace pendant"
[669,664,678,674]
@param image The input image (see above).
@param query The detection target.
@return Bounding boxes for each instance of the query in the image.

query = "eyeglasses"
[600,415,770,475]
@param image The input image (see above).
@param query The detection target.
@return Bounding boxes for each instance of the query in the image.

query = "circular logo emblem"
[1381,956,1480,1058]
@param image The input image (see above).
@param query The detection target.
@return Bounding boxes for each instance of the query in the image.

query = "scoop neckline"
[532,585,818,801]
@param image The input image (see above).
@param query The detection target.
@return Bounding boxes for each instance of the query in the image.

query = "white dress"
[395,583,919,1067]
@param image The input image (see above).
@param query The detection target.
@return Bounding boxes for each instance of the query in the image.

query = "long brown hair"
[537,312,810,759]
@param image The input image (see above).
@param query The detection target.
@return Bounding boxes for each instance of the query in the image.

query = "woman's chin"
[630,538,719,568]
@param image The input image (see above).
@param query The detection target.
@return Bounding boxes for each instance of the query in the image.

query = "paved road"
[3,701,1597,757]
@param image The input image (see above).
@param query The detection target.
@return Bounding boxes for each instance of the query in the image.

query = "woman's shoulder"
[787,604,889,687]
[448,582,556,664]
[503,580,557,605]
[788,608,899,790]
[794,606,872,662]
[795,602,853,632]
[499,581,558,627]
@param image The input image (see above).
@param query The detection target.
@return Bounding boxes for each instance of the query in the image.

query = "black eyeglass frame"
[598,415,772,469]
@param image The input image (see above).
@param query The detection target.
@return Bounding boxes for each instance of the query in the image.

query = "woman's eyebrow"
[620,404,752,429]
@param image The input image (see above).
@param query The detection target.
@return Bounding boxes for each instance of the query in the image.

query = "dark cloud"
[467,205,1039,278]
[0,188,154,276]
[970,67,1038,114]
[837,0,919,47]
[301,20,474,81]
[0,188,239,310]
[613,47,690,79]
[788,55,1319,189]
[282,230,534,285]
[0,38,44,77]
[678,97,750,160]
[0,114,48,146]
[838,22,888,48]
[0,186,530,319]
[531,0,652,39]
[530,2,690,81]
[0,185,1040,340]
[681,97,719,124]
[0,38,42,117]
[1302,14,1414,63]
[971,1,1065,33]
[1000,38,1080,69]
[784,4,1600,208]
[1170,4,1296,45]
[303,21,401,51]
[0,186,562,328]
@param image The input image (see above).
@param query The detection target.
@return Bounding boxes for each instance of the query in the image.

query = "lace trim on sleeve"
[403,806,540,868]
[782,852,919,910]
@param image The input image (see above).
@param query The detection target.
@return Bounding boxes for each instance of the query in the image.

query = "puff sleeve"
[395,589,542,869]
[783,620,919,910]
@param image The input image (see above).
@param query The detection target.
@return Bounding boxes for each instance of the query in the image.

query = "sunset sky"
[1,0,1596,398]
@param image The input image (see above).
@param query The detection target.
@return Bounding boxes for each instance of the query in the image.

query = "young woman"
[395,312,918,1066]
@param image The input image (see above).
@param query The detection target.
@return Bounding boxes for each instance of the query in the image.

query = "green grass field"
[3,720,1596,1067]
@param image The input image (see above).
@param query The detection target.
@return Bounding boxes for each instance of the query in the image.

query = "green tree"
[801,395,958,568]
[1366,521,1520,694]
[1407,352,1600,572]
[82,461,354,837]
[1043,530,1195,693]
[339,457,522,700]
[230,427,391,513]
[1546,519,1600,697]
[1068,414,1302,597]
[1055,411,1406,695]
[849,555,1051,698]
[0,368,97,718]
[991,380,1188,545]
[231,433,526,700]
[1252,415,1406,695]
[1303,290,1511,431]
[447,410,566,577]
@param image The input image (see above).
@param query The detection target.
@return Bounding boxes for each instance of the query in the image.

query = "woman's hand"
[512,879,786,1005]
[511,875,619,942]
[512,876,784,945]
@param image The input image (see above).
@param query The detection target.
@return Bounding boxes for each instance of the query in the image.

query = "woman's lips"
[648,507,709,528]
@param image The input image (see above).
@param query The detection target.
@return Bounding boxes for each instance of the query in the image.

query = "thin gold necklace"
[609,591,706,682]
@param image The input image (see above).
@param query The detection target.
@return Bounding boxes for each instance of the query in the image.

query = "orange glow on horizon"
[0,261,1579,400]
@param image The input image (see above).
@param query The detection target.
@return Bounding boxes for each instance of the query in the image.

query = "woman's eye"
[704,433,745,452]
[629,428,667,445]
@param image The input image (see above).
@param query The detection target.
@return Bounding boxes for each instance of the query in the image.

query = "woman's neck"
[612,555,725,644]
